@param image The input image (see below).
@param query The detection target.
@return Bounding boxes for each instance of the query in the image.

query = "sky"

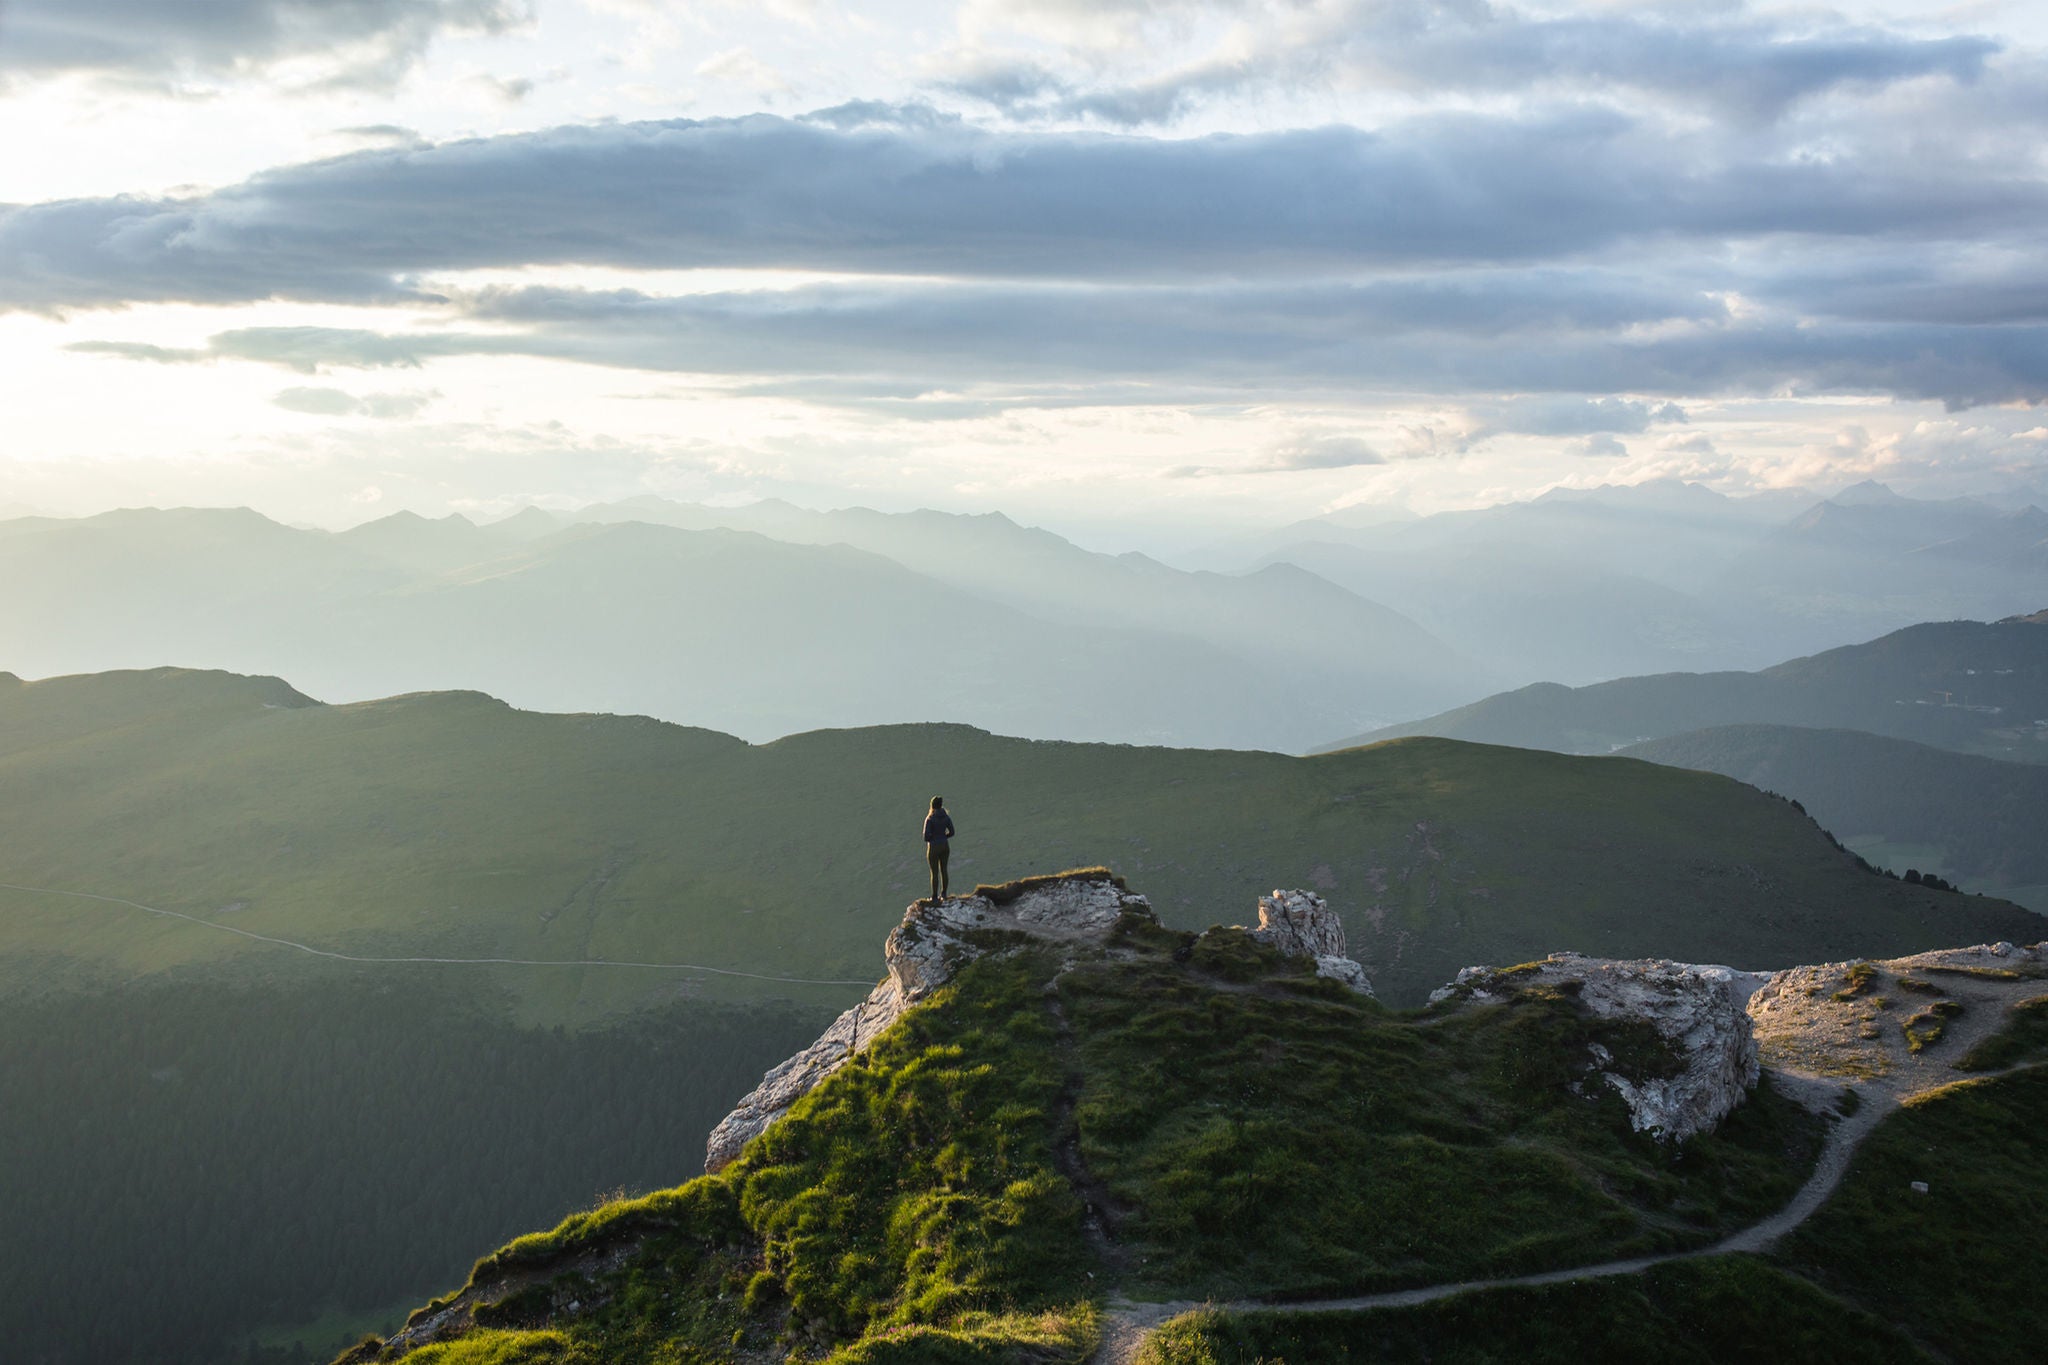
[3,0,2046,549]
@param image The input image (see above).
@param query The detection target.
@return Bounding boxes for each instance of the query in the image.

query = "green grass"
[1901,999,1965,1053]
[1777,1066,2048,1363]
[1061,950,1821,1300]
[373,954,1099,1365]
[1137,1256,1934,1364]
[1834,961,1882,1001]
[370,1331,582,1365]
[2,669,2038,1022]
[1139,1065,2048,1364]
[1955,995,2048,1072]
[349,920,1828,1364]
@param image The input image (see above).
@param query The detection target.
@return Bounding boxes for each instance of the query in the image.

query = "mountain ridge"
[1326,613,2048,762]
[0,503,1472,750]
[5,665,2036,1018]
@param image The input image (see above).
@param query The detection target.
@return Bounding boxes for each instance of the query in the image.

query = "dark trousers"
[926,840,950,899]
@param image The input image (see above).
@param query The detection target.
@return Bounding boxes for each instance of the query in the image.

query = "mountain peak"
[1829,479,1905,506]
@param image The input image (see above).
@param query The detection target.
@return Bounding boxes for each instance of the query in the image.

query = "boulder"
[1247,888,1374,996]
[1433,952,1761,1141]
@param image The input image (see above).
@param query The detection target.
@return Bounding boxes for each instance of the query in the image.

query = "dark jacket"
[922,811,955,844]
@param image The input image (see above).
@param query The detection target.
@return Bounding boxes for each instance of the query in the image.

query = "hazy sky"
[3,0,2046,544]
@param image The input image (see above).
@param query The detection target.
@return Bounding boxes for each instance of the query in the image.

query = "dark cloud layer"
[0,0,529,89]
[15,4,2047,419]
[5,106,2044,315]
[70,276,2048,411]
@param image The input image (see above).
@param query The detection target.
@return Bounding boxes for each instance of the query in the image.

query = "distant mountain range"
[0,504,1478,751]
[4,479,2041,750]
[1234,479,2048,686]
[1332,613,2048,762]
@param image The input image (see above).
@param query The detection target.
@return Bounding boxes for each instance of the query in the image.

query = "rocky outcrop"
[701,977,909,1174]
[1747,940,2048,1082]
[705,874,1372,1171]
[1433,952,1763,1141]
[704,871,1155,1172]
[1247,888,1375,996]
[884,873,1146,999]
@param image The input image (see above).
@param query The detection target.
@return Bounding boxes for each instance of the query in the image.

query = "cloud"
[695,47,793,98]
[334,124,430,148]
[0,0,534,91]
[1467,396,1689,440]
[1570,434,1629,458]
[6,107,2045,316]
[939,1,2002,127]
[272,386,437,418]
[69,328,432,373]
[1169,431,1397,479]
[472,73,536,104]
[65,340,210,364]
[65,272,2048,411]
[1261,434,1386,471]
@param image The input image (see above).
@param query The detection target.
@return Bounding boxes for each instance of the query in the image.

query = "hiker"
[922,796,955,902]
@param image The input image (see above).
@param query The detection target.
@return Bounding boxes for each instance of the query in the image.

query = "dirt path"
[0,880,876,986]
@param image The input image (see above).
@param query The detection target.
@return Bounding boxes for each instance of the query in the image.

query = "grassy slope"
[1146,1025,2048,1365]
[1,669,2038,1020]
[1140,1258,1936,1365]
[1778,1066,2048,1363]
[1621,723,2048,909]
[1333,617,2048,762]
[340,923,1829,1365]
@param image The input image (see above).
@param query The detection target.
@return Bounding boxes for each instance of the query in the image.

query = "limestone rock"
[1313,954,1374,993]
[1253,888,1348,958]
[1243,889,1374,996]
[1434,952,1761,1141]
[702,977,907,1173]
[705,872,1153,1172]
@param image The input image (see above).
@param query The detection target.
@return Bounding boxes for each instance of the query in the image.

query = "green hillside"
[332,920,1830,1365]
[327,904,2048,1365]
[1152,1064,2048,1365]
[1623,724,2048,911]
[1329,615,2048,762]
[2,668,2038,1017]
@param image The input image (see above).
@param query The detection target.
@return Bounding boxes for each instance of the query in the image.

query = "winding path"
[0,881,876,986]
[1087,1088,1892,1364]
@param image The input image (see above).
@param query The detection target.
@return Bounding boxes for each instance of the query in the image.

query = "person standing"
[922,796,955,902]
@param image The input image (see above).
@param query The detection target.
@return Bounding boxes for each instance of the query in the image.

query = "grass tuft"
[1954,995,2048,1072]
[1833,962,1882,1002]
[1902,1000,1965,1053]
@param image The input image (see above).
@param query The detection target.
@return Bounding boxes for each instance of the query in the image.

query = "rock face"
[1248,888,1375,996]
[700,977,908,1175]
[1433,952,1763,1141]
[704,873,1370,1171]
[704,872,1155,1172]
